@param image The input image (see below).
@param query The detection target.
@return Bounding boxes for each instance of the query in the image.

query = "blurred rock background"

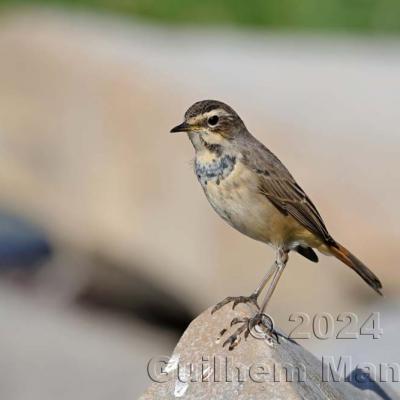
[0,2,399,398]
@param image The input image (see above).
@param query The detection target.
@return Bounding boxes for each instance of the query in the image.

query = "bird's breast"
[195,153,293,245]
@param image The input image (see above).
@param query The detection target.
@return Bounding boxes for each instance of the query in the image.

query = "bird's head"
[170,100,245,151]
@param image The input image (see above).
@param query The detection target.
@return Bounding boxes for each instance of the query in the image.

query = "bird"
[170,100,382,349]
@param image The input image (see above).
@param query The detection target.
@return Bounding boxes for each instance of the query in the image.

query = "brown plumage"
[240,135,382,295]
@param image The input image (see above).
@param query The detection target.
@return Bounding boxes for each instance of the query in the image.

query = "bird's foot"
[219,313,276,351]
[211,293,259,314]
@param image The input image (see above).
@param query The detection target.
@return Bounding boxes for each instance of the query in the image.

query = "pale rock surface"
[141,306,399,400]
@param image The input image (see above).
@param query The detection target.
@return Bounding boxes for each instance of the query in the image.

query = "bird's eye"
[207,115,219,126]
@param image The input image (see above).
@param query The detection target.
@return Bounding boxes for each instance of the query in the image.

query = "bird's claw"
[211,294,259,314]
[219,313,277,350]
[230,317,246,327]
[223,333,240,350]
[223,321,248,350]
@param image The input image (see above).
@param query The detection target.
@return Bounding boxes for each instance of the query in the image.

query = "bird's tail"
[329,242,383,295]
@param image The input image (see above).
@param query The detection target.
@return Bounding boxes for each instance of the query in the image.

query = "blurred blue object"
[347,368,393,400]
[0,211,52,269]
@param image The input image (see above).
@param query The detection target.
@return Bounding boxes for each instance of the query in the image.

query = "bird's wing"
[241,140,335,245]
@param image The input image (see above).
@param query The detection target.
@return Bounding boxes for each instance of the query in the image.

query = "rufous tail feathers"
[329,242,382,295]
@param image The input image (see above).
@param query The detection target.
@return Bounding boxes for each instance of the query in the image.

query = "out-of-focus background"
[0,1,399,398]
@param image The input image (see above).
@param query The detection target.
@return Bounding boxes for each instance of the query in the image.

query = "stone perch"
[140,305,398,400]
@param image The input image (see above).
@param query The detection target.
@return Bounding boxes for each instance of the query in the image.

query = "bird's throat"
[195,151,236,186]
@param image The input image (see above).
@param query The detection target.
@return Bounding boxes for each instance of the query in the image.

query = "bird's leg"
[259,249,289,315]
[211,261,277,315]
[218,249,289,350]
[248,248,288,338]
[252,262,278,299]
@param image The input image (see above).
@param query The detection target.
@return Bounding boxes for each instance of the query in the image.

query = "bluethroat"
[171,100,382,349]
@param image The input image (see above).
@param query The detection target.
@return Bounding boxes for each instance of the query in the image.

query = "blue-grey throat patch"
[195,154,236,186]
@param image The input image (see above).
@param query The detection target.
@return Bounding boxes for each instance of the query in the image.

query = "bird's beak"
[170,121,190,133]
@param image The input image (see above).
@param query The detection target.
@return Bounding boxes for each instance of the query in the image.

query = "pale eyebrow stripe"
[188,109,230,124]
[204,109,230,118]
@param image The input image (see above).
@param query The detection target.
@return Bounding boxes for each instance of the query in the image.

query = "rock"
[140,305,399,400]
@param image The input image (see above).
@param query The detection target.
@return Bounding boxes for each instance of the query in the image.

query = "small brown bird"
[171,100,382,349]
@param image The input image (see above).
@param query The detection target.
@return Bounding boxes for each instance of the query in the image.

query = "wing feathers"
[241,141,334,245]
[258,178,334,244]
